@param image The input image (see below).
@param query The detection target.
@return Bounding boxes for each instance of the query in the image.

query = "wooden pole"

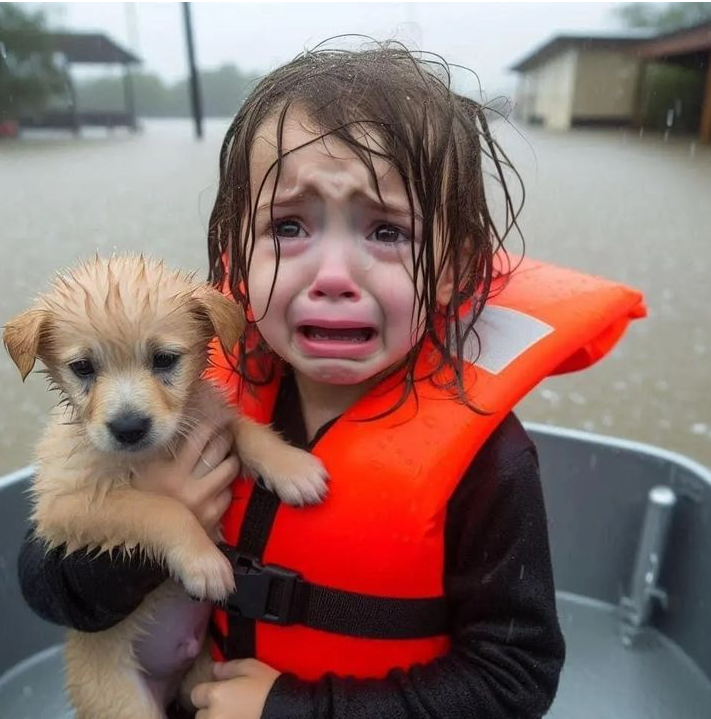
[699,51,711,144]
[182,2,203,140]
[122,64,137,131]
[65,62,80,136]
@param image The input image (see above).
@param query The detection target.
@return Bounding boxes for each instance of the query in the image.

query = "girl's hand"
[191,659,281,719]
[132,421,241,533]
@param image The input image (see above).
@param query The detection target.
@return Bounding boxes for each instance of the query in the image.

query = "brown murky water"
[1,119,709,474]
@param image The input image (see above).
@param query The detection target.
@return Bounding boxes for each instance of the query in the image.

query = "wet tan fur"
[4,255,327,719]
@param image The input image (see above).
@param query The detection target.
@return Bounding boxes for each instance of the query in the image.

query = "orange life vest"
[207,257,645,680]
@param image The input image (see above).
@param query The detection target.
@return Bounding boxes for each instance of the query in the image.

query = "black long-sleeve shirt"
[18,373,564,719]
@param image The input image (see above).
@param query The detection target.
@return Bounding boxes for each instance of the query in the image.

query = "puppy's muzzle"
[107,413,152,447]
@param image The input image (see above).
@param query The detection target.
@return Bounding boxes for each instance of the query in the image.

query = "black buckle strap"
[219,544,300,625]
[293,583,449,638]
[217,543,449,640]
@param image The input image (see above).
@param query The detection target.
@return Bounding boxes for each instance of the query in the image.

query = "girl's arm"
[261,414,565,719]
[18,531,167,632]
[17,421,238,632]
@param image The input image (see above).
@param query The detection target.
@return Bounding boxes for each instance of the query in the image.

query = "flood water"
[1,118,709,474]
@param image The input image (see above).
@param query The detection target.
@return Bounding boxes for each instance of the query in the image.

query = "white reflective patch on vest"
[460,306,554,374]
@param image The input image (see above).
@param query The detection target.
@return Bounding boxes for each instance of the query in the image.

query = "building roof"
[511,19,711,73]
[48,32,140,65]
[639,20,711,59]
[510,32,651,73]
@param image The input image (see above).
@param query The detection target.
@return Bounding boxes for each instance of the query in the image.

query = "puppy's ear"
[3,309,51,381]
[190,286,246,353]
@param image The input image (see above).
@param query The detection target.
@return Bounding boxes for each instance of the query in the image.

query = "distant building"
[511,33,648,130]
[19,33,140,134]
[511,21,711,143]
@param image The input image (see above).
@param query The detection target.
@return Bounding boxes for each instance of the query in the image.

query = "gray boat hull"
[2,425,710,717]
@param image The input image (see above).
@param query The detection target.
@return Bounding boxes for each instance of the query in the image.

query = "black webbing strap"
[212,545,449,642]
[237,482,280,556]
[210,473,449,658]
[279,576,449,638]
[215,484,280,658]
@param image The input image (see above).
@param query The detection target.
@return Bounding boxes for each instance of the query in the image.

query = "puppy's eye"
[153,352,180,371]
[69,359,95,378]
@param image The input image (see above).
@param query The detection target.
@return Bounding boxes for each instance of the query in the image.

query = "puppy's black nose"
[108,414,152,445]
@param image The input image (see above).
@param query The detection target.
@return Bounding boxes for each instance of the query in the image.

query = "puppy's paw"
[169,545,235,601]
[260,449,329,506]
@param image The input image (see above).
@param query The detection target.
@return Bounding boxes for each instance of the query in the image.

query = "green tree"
[75,72,180,117]
[194,63,257,117]
[75,64,259,118]
[614,2,711,32]
[166,64,258,117]
[0,3,65,120]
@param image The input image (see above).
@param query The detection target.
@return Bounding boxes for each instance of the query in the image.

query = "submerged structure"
[512,20,711,143]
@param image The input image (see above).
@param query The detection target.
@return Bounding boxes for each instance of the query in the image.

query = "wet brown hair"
[207,37,524,412]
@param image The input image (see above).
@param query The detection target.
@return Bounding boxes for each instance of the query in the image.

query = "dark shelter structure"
[637,21,711,143]
[19,33,140,134]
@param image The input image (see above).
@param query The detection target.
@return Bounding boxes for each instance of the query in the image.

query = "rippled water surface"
[1,119,709,473]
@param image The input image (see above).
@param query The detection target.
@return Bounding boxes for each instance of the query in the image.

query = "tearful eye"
[273,220,305,239]
[69,359,95,378]
[152,352,180,371]
[370,224,406,243]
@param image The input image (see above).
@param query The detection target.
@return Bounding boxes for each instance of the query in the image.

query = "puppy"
[4,255,328,719]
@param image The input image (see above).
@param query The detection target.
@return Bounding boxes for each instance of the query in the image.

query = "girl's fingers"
[191,679,209,708]
[213,659,250,679]
[179,420,227,471]
[204,489,233,529]
[217,487,233,514]
[200,428,233,472]
[201,455,242,497]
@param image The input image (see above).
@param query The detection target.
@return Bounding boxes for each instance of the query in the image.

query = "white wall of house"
[572,49,641,119]
[518,48,578,130]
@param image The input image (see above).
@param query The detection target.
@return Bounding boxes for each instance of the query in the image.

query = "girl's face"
[246,111,450,394]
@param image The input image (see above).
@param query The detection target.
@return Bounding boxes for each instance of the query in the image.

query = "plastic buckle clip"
[221,546,300,625]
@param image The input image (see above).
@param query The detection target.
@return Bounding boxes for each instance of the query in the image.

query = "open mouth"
[299,326,377,343]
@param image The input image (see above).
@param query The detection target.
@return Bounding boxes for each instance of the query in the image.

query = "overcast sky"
[34,2,627,96]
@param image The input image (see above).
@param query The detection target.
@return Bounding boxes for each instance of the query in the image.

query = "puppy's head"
[3,255,244,455]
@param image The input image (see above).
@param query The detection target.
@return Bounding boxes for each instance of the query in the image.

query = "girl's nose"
[308,239,362,301]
